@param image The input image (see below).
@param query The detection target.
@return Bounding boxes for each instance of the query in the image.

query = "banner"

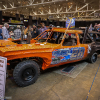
[0,57,7,100]
[66,17,75,28]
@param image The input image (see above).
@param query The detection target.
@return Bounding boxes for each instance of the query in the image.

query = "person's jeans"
[0,36,3,39]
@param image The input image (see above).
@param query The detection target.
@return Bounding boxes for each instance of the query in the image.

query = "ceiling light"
[18,1,20,4]
[59,5,60,6]
[26,8,27,9]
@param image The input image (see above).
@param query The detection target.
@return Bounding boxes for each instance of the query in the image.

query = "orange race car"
[0,27,100,87]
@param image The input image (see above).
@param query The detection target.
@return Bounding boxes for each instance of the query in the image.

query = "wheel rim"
[22,68,36,81]
[92,54,97,63]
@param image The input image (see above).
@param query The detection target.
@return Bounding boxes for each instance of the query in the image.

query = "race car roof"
[52,28,83,34]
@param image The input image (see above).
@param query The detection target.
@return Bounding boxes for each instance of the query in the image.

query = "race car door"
[61,34,85,62]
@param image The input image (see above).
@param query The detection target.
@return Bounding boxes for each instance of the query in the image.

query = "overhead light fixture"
[26,8,27,9]
[59,5,60,6]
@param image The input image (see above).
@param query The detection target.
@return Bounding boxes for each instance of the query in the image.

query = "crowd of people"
[0,22,47,40]
[89,23,100,32]
[1,22,100,40]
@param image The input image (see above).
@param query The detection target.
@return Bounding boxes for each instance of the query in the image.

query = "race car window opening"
[37,31,52,43]
[89,33,100,42]
[79,34,92,44]
[47,32,64,44]
[63,33,77,46]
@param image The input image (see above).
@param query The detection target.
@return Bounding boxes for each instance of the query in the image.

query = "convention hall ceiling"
[0,0,100,21]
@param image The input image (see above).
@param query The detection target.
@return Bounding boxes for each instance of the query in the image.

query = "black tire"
[13,60,40,87]
[88,53,97,63]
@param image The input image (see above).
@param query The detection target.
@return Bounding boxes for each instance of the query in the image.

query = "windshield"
[37,31,65,44]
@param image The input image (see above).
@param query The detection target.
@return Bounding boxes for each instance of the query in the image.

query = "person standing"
[2,23,10,39]
[0,25,3,39]
[40,23,47,38]
[31,24,40,38]
[14,25,21,39]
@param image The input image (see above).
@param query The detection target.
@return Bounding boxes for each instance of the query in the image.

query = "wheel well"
[96,50,100,55]
[8,57,43,70]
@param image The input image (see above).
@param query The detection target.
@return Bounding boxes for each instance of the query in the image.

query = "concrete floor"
[5,56,100,100]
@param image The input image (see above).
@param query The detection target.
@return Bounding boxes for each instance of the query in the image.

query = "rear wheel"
[13,60,40,87]
[88,53,97,63]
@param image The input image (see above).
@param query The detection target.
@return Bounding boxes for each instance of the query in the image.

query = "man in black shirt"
[31,24,40,38]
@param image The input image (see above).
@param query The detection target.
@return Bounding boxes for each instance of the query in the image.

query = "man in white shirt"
[14,25,21,39]
[2,23,10,39]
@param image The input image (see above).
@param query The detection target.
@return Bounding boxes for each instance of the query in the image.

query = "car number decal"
[51,47,85,64]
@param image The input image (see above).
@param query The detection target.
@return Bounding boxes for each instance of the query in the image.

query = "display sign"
[66,17,75,28]
[0,57,7,100]
[11,20,21,23]
[24,20,28,22]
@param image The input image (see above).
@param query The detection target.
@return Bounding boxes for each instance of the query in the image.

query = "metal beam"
[0,0,66,11]
[67,5,73,11]
[30,9,99,16]
[88,11,96,16]
[73,3,88,15]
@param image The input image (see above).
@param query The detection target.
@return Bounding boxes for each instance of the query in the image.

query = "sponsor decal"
[88,45,91,54]
[51,47,85,64]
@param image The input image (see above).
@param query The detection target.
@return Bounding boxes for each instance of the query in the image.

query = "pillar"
[56,20,60,26]
[16,14,19,21]
[38,18,41,25]
[52,20,54,25]
[28,16,32,26]
[0,11,2,24]
[46,19,49,26]
[20,14,24,23]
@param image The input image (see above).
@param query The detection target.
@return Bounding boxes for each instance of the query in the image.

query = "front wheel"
[88,53,97,63]
[13,60,40,87]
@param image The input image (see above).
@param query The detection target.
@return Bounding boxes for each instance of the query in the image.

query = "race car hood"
[0,40,60,53]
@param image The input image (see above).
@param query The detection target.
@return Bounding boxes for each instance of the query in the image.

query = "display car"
[0,27,100,87]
